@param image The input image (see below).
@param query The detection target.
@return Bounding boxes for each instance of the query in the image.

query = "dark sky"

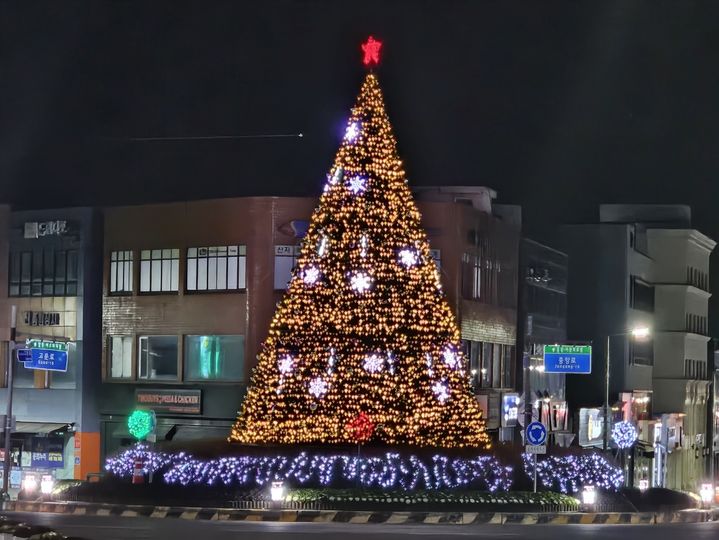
[2,0,719,236]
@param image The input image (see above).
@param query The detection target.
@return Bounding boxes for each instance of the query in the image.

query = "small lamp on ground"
[582,485,597,507]
[699,483,713,507]
[270,481,285,502]
[22,474,37,494]
[40,474,54,495]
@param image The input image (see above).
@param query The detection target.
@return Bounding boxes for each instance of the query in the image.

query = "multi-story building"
[99,188,520,457]
[0,207,102,483]
[517,238,569,445]
[553,204,714,491]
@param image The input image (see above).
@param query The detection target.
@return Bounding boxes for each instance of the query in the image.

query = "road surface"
[4,511,718,540]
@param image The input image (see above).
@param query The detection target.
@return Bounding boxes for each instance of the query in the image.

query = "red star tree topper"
[361,36,382,67]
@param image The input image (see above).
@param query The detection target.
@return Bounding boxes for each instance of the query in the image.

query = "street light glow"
[631,327,650,339]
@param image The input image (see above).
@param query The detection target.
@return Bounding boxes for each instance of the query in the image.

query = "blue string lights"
[522,452,624,493]
[106,446,512,492]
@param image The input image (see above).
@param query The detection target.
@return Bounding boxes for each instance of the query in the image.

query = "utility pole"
[603,334,610,452]
[2,305,17,498]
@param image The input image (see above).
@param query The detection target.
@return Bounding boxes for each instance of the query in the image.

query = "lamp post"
[603,326,650,452]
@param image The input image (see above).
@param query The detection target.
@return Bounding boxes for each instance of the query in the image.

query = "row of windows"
[109,334,245,382]
[109,247,247,294]
[686,313,708,335]
[462,340,514,390]
[9,249,79,297]
[684,358,707,380]
[460,254,516,308]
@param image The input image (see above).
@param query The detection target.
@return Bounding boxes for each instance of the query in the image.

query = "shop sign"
[578,408,604,447]
[501,393,520,427]
[135,389,201,414]
[24,311,61,327]
[24,220,69,238]
[30,436,64,469]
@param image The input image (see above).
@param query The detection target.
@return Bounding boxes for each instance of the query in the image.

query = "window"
[461,253,482,300]
[140,249,179,293]
[187,246,246,292]
[630,277,654,312]
[110,251,133,293]
[274,245,301,290]
[630,337,653,366]
[138,336,178,380]
[184,335,244,381]
[9,249,78,297]
[109,336,133,378]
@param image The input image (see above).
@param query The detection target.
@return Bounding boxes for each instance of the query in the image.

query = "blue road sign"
[526,421,547,446]
[543,344,592,374]
[21,348,68,372]
[16,349,31,363]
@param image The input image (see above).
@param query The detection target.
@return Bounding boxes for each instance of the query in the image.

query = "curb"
[3,501,717,525]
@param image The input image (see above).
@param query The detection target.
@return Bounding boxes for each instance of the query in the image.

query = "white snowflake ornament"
[350,271,372,293]
[278,355,295,375]
[345,122,360,141]
[363,354,384,373]
[398,248,419,268]
[348,176,367,195]
[309,377,328,398]
[432,380,450,403]
[302,265,320,285]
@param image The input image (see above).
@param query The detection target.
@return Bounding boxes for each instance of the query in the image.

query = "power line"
[106,133,304,142]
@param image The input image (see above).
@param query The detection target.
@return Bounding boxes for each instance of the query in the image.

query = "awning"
[14,422,70,434]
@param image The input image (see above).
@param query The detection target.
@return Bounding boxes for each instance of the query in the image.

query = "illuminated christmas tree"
[230,37,490,448]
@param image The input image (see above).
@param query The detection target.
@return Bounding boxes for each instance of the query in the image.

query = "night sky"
[3,1,719,232]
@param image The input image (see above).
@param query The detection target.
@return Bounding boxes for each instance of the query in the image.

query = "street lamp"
[603,326,651,451]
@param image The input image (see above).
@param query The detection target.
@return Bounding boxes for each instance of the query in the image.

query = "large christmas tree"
[231,37,490,448]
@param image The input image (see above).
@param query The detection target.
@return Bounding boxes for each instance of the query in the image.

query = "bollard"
[132,459,144,485]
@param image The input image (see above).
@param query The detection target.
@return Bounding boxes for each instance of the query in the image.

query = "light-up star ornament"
[363,354,384,373]
[277,355,294,375]
[302,265,320,285]
[350,271,372,293]
[345,122,359,142]
[361,36,382,67]
[348,175,367,194]
[398,248,419,267]
[432,380,450,403]
[309,377,328,398]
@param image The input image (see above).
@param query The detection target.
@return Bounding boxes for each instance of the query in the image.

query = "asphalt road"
[4,512,719,540]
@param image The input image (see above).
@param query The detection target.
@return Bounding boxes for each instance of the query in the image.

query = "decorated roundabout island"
[102,38,625,511]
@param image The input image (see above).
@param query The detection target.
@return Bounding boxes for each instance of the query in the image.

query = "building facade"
[0,208,102,482]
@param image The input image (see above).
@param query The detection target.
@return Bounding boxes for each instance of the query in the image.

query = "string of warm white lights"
[229,38,490,448]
